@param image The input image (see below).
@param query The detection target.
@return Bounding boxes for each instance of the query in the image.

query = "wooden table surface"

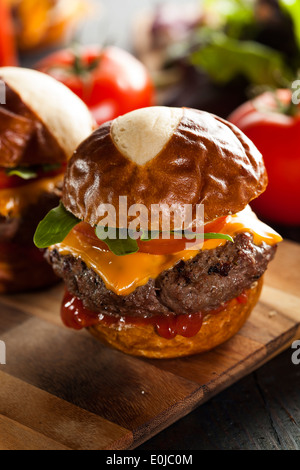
[139,240,300,450]
[20,0,300,450]
[140,348,300,450]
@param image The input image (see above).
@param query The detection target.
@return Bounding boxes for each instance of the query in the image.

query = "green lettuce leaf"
[193,232,233,242]
[95,227,139,256]
[6,167,38,180]
[34,202,80,249]
[6,164,62,180]
[95,227,234,256]
[34,202,235,255]
[140,230,160,241]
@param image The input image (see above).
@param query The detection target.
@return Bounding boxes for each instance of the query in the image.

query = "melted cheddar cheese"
[0,174,63,218]
[203,205,282,249]
[51,206,282,296]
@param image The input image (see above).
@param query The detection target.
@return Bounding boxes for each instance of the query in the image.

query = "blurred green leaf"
[203,0,255,38]
[190,31,292,86]
[279,0,300,50]
[6,167,37,180]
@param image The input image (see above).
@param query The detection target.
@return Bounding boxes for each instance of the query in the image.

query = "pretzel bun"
[63,106,267,230]
[0,67,94,162]
[0,67,94,293]
[88,278,263,358]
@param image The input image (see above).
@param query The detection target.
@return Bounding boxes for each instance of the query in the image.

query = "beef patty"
[46,232,277,319]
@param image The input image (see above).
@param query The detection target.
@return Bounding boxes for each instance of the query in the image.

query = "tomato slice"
[137,235,189,255]
[73,224,193,255]
[204,216,229,233]
[73,222,109,251]
[73,216,230,256]
[137,216,229,255]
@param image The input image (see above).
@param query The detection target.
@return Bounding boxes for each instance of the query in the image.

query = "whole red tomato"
[229,89,300,225]
[36,45,155,125]
[0,0,18,66]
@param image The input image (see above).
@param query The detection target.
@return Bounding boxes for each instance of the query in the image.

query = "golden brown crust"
[63,107,267,229]
[88,278,263,358]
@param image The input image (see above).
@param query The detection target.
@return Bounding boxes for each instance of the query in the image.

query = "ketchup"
[154,313,203,340]
[236,292,248,304]
[61,290,246,340]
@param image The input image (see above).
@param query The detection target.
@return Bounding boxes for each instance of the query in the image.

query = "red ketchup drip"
[61,291,101,330]
[154,313,204,340]
[61,290,247,340]
[236,292,248,304]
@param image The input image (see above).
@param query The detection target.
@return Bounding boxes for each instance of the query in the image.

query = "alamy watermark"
[94,197,205,249]
[291,80,300,105]
[0,341,6,365]
[0,80,6,105]
[291,340,300,365]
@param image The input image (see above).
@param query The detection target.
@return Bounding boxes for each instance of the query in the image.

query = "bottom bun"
[88,277,263,359]
[0,244,59,294]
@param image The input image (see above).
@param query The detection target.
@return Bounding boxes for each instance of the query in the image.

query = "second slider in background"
[0,66,93,293]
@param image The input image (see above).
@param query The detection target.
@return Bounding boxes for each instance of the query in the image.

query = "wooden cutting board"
[0,239,299,450]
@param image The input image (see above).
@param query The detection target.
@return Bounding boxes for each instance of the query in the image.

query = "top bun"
[63,106,268,229]
[0,67,94,165]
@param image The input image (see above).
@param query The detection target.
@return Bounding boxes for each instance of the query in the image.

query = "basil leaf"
[140,230,160,242]
[177,231,234,242]
[6,163,62,180]
[94,225,234,256]
[95,226,139,256]
[34,202,80,249]
[101,238,139,256]
[6,167,38,180]
[203,232,234,242]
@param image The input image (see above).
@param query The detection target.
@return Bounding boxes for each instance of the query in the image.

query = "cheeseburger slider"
[0,67,93,293]
[35,106,282,358]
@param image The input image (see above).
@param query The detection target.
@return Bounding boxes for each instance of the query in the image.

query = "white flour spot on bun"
[111,106,183,165]
[0,67,94,159]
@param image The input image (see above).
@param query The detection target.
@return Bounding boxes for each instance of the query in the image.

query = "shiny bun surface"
[0,67,94,166]
[63,106,267,229]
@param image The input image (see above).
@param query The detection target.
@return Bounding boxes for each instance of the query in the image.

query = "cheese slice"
[203,205,282,249]
[0,174,63,218]
[52,206,282,296]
